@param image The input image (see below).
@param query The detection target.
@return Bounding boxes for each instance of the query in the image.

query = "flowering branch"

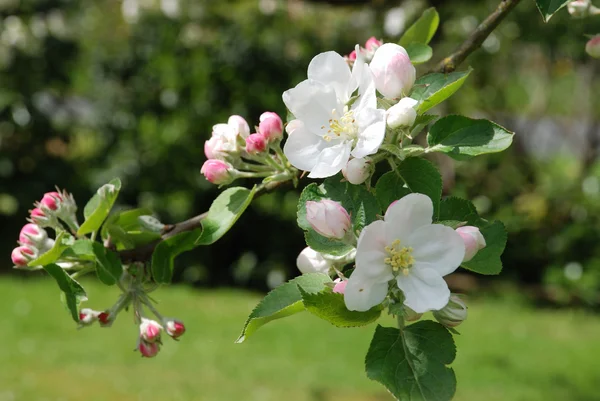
[434,0,523,73]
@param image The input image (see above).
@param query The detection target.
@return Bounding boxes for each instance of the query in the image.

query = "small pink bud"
[228,115,250,139]
[19,223,47,246]
[245,133,267,154]
[347,50,357,61]
[342,157,372,185]
[586,36,600,59]
[11,246,37,267]
[79,308,98,325]
[165,319,186,339]
[98,311,111,326]
[40,192,62,211]
[140,318,162,343]
[258,112,283,141]
[365,36,382,51]
[305,199,352,240]
[456,226,486,262]
[200,160,234,185]
[139,339,160,358]
[333,279,347,294]
[370,43,416,99]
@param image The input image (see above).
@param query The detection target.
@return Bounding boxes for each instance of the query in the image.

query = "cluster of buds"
[345,36,383,64]
[201,112,290,185]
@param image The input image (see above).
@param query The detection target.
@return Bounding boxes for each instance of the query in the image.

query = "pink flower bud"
[365,36,382,51]
[11,246,37,267]
[228,115,250,139]
[370,43,416,99]
[386,97,418,128]
[342,157,372,185]
[98,311,111,326]
[19,223,47,246]
[305,199,352,240]
[333,279,347,294]
[165,319,186,339]
[79,308,99,325]
[200,160,234,185]
[296,247,331,274]
[140,318,162,343]
[245,133,267,154]
[347,50,357,61]
[139,339,160,358]
[258,112,283,141]
[586,36,600,59]
[456,226,486,262]
[40,192,62,211]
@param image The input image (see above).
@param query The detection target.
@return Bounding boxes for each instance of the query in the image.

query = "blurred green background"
[1,0,599,400]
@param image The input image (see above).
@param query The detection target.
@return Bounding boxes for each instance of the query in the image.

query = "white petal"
[352,107,386,158]
[396,267,450,313]
[355,220,394,281]
[352,62,377,111]
[307,141,352,178]
[384,193,433,244]
[283,124,328,172]
[407,224,465,276]
[308,51,353,103]
[344,274,388,312]
[282,80,338,134]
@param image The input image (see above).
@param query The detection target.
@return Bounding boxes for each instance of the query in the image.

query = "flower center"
[384,239,414,276]
[322,107,358,142]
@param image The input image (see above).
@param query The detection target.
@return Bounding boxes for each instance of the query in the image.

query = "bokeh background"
[1,0,599,400]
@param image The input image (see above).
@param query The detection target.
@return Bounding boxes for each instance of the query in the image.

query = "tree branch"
[434,0,522,73]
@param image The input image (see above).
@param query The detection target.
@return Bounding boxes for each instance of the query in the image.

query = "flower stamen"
[322,107,358,142]
[384,239,414,275]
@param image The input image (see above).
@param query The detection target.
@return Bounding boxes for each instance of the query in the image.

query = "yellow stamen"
[384,239,414,273]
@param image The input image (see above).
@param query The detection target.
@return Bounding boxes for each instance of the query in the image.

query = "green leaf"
[91,242,123,285]
[28,232,73,267]
[236,273,332,343]
[365,322,456,401]
[101,208,162,250]
[411,114,439,139]
[462,221,507,275]
[396,157,443,218]
[375,172,411,212]
[535,0,570,22]
[43,263,87,322]
[410,69,472,114]
[399,7,440,46]
[61,239,96,261]
[438,197,481,225]
[405,43,433,64]
[299,287,382,327]
[195,186,256,245]
[78,178,122,236]
[427,115,514,159]
[151,228,202,284]
[377,98,395,110]
[100,208,153,240]
[304,230,354,257]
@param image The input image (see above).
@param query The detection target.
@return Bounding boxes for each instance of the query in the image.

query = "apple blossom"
[305,199,352,240]
[296,247,332,274]
[567,0,591,17]
[456,226,486,262]
[140,318,162,343]
[369,43,416,99]
[365,36,382,52]
[200,160,235,185]
[433,294,468,328]
[258,112,283,142]
[139,339,160,358]
[40,191,61,210]
[344,193,465,313]
[342,157,372,185]
[79,308,99,326]
[245,133,268,154]
[227,115,250,139]
[165,319,186,339]
[333,279,347,294]
[282,48,386,178]
[586,36,600,59]
[11,246,37,267]
[386,97,418,128]
[19,223,48,246]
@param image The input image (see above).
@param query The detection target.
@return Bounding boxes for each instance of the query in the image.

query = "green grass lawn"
[0,277,598,401]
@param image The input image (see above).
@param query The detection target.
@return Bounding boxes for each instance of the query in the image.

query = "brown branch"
[434,0,522,73]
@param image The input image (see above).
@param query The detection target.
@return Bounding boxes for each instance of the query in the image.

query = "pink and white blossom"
[139,339,160,358]
[369,43,416,99]
[456,226,486,262]
[11,245,37,267]
[305,199,351,240]
[19,223,47,246]
[342,157,372,185]
[258,112,283,142]
[200,160,235,185]
[333,278,347,294]
[245,133,268,154]
[140,318,162,343]
[164,319,186,339]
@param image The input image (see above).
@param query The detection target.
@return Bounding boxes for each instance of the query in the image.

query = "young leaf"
[535,0,570,22]
[100,208,153,240]
[43,263,87,322]
[101,208,163,250]
[304,230,355,257]
[410,69,472,114]
[375,172,411,212]
[299,287,382,327]
[62,239,96,261]
[395,157,443,218]
[399,7,440,46]
[78,178,122,236]
[195,186,256,245]
[427,115,514,159]
[365,322,456,401]
[236,273,332,343]
[28,231,73,267]
[151,228,202,284]
[405,43,433,64]
[91,242,123,285]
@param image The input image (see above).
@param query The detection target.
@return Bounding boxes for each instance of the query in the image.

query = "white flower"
[204,115,249,160]
[282,48,386,178]
[386,97,418,128]
[344,193,465,313]
[296,247,332,274]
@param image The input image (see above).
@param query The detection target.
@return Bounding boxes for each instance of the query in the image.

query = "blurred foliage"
[1,0,599,305]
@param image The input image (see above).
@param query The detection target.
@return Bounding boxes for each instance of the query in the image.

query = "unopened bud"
[333,278,347,294]
[228,115,250,139]
[386,97,418,128]
[456,226,486,262]
[138,339,160,358]
[98,311,111,326]
[370,43,416,99]
[568,0,591,17]
[79,308,98,326]
[258,112,283,142]
[200,160,235,185]
[342,157,372,185]
[165,319,186,339]
[433,294,467,328]
[140,318,162,343]
[403,306,423,322]
[245,133,268,154]
[347,50,357,61]
[586,36,600,59]
[11,246,37,267]
[40,192,61,211]
[296,247,332,274]
[19,223,48,246]
[205,123,239,160]
[305,199,352,240]
[365,36,383,52]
